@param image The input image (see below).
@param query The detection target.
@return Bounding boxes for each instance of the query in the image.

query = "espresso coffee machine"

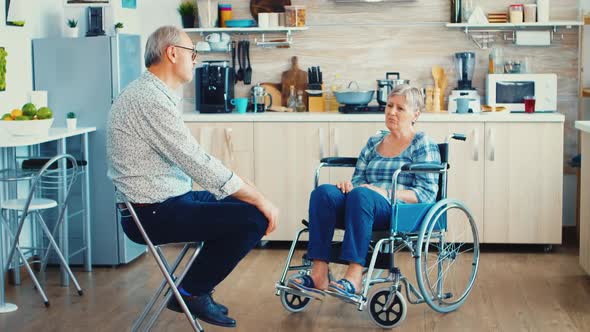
[195,61,234,113]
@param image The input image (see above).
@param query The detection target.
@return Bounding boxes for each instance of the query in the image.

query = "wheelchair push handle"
[451,133,467,141]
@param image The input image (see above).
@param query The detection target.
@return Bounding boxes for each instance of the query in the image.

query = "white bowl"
[0,118,54,136]
[208,41,229,52]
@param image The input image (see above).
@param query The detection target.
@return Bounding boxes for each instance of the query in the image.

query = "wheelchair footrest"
[302,242,395,270]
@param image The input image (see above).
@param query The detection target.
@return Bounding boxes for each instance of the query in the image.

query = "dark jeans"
[307,184,392,266]
[121,191,267,295]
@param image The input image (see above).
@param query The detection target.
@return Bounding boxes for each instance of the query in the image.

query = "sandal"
[288,275,326,299]
[327,279,361,302]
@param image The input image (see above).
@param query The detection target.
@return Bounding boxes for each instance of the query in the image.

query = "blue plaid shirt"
[351,131,441,203]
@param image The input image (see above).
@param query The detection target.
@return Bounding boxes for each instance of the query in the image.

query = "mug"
[269,13,279,27]
[220,32,230,42]
[205,33,221,43]
[455,98,475,114]
[195,41,211,51]
[231,98,249,113]
[258,13,270,28]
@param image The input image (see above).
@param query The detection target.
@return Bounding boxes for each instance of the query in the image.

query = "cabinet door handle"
[319,128,325,159]
[472,128,479,161]
[224,128,234,163]
[488,128,495,162]
[332,128,339,157]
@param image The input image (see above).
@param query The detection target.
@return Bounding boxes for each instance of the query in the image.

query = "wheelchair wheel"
[367,288,407,329]
[415,199,480,314]
[280,290,313,313]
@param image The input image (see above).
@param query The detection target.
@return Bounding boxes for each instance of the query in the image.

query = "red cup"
[523,96,535,113]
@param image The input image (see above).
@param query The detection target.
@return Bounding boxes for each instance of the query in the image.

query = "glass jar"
[284,5,306,27]
[509,4,524,24]
[287,85,297,110]
[295,90,306,112]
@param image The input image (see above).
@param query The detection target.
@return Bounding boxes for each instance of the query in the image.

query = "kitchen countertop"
[183,111,565,123]
[0,127,97,148]
[575,121,590,133]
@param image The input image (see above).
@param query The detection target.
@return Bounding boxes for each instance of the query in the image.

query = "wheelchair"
[274,133,480,328]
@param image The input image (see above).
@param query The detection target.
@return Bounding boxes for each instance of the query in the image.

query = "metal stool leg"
[126,203,203,332]
[36,214,83,295]
[143,243,203,332]
[131,244,192,332]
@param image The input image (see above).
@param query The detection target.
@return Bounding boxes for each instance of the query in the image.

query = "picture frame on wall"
[65,0,111,6]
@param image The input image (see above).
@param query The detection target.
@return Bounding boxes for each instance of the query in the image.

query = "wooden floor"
[1,243,590,332]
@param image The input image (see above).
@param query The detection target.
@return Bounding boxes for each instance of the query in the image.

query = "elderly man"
[107,26,278,328]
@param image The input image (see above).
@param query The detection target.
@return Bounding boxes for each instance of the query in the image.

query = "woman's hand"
[360,184,388,197]
[335,180,354,194]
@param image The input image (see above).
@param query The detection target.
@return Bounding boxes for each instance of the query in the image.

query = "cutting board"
[250,0,291,21]
[281,56,308,107]
[261,82,282,108]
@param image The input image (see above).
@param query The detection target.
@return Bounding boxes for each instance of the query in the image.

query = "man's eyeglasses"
[173,45,197,61]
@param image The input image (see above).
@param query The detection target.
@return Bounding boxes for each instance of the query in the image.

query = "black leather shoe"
[167,293,236,328]
[167,292,229,315]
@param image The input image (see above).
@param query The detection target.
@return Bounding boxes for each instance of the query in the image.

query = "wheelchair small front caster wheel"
[367,288,407,329]
[280,290,312,313]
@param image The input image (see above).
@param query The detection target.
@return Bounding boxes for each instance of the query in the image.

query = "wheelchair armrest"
[320,157,358,167]
[400,162,446,172]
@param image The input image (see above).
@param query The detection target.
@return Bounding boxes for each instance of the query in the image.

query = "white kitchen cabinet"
[415,122,485,244]
[253,122,330,240]
[483,122,563,244]
[328,122,384,184]
[186,122,254,190]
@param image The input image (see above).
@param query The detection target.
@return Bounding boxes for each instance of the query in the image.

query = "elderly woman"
[289,84,441,300]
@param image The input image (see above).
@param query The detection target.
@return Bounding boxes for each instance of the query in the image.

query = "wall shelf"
[446,21,583,49]
[184,27,308,48]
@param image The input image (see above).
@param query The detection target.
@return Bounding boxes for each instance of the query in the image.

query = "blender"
[448,52,481,113]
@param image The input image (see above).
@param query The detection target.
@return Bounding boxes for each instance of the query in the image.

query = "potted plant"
[114,22,124,34]
[178,1,196,28]
[66,19,78,38]
[66,112,77,130]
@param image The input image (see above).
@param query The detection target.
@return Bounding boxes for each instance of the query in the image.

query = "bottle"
[450,0,462,23]
[488,50,495,74]
[295,90,306,112]
[287,85,297,110]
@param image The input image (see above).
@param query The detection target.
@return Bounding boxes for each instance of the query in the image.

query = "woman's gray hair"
[387,84,425,113]
[144,26,183,68]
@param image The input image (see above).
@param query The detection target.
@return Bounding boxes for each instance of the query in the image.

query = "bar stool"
[0,154,84,307]
[117,197,205,332]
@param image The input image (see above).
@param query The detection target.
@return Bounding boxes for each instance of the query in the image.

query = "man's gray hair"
[388,84,425,113]
[144,26,184,68]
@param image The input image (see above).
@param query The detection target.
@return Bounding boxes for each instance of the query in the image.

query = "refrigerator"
[32,35,146,265]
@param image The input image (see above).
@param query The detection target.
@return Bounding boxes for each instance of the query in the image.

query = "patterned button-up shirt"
[351,131,441,203]
[107,71,243,203]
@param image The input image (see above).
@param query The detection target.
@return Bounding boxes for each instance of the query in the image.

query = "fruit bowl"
[0,118,54,136]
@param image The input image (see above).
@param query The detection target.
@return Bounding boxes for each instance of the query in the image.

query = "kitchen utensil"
[250,0,291,22]
[236,41,244,82]
[224,19,257,27]
[244,41,252,84]
[334,81,375,105]
[432,66,444,88]
[251,83,273,112]
[231,41,237,82]
[261,82,282,107]
[376,72,409,105]
[281,56,308,107]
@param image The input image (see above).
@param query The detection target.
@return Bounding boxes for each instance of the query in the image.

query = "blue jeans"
[120,191,267,295]
[307,184,392,266]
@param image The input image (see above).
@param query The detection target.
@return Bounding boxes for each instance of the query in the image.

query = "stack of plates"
[488,12,508,23]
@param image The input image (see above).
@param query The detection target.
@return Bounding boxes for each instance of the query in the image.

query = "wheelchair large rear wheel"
[415,199,480,313]
[280,290,313,313]
[367,288,407,329]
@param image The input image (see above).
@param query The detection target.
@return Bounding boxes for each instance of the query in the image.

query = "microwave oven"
[486,74,557,112]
